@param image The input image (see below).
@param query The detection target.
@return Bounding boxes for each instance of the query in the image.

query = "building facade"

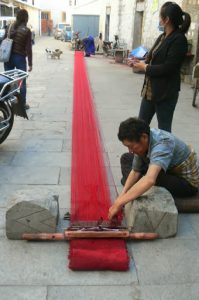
[35,0,70,34]
[0,0,41,34]
[70,0,198,80]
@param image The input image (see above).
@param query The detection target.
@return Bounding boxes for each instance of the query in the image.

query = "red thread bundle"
[69,51,129,271]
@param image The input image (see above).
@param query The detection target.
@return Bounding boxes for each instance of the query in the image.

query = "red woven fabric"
[69,51,129,271]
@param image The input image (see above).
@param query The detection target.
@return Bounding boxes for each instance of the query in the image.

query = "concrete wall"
[110,0,135,48]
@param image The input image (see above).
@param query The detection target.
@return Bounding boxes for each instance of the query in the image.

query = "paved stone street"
[0,36,199,300]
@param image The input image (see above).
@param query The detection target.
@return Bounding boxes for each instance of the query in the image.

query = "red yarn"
[69,51,129,271]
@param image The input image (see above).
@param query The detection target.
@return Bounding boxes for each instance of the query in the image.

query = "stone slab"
[4,129,23,140]
[6,189,59,239]
[125,186,178,238]
[0,166,60,184]
[48,285,140,300]
[59,167,71,186]
[129,238,199,285]
[140,283,199,300]
[187,214,199,239]
[0,152,16,165]
[62,139,72,152]
[177,214,198,239]
[0,287,47,300]
[13,120,66,130]
[21,129,70,140]
[0,138,63,152]
[11,152,69,167]
[30,113,67,122]
[0,240,137,286]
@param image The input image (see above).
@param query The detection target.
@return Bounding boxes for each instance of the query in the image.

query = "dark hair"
[160,2,191,33]
[118,118,150,142]
[15,9,29,28]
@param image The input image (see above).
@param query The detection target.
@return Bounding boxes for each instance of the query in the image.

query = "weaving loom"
[23,51,158,270]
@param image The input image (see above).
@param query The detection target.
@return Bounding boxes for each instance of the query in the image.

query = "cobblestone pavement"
[0,36,199,300]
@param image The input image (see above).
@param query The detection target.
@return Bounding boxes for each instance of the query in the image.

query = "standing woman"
[4,9,32,109]
[130,2,191,132]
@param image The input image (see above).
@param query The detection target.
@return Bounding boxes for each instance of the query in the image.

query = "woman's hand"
[127,57,140,67]
[108,201,122,220]
[133,61,147,72]
[28,66,32,72]
[127,58,134,67]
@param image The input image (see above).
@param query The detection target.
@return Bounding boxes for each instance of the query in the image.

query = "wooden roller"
[22,230,158,241]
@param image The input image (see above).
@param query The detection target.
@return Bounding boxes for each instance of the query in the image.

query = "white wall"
[70,0,138,49]
[71,0,103,14]
[27,7,40,35]
[108,0,135,49]
[35,0,67,10]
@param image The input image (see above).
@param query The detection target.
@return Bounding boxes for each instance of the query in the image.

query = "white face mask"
[158,23,165,32]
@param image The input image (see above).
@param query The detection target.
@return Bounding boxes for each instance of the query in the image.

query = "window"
[0,5,13,17]
[62,12,66,22]
[41,12,49,20]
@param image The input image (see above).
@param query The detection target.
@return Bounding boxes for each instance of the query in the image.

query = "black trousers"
[138,93,179,132]
[155,170,198,197]
[120,153,198,197]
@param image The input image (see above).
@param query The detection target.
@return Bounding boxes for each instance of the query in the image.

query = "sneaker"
[24,104,30,110]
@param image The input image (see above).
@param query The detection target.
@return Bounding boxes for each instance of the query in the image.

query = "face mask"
[158,24,164,32]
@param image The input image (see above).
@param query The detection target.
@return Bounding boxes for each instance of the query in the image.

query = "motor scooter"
[72,31,84,51]
[0,69,28,144]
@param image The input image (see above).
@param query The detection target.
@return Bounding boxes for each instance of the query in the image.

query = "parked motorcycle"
[71,31,84,51]
[0,69,28,144]
[103,40,113,56]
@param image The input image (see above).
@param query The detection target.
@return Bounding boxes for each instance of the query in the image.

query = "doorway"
[132,11,143,48]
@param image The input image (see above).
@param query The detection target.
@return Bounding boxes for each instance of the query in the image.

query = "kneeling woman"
[108,118,199,220]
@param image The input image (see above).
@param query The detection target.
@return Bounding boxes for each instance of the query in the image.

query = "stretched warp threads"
[69,51,129,271]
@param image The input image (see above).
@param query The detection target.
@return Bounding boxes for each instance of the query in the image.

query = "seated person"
[108,117,199,220]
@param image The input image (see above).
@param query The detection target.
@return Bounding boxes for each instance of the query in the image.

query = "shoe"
[24,104,30,110]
